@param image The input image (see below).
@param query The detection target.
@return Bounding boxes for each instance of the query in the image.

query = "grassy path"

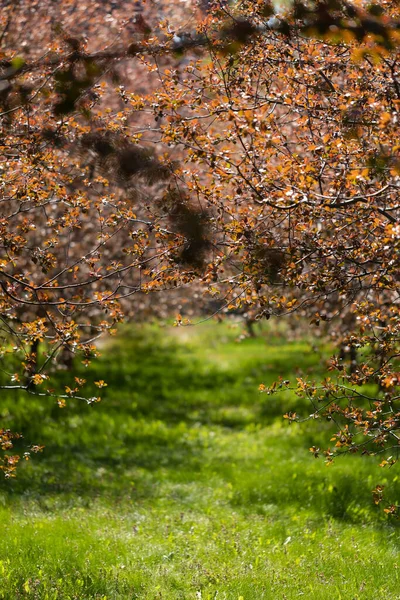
[0,324,398,599]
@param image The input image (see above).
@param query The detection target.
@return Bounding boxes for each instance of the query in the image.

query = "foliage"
[0,0,208,418]
[0,0,400,496]
[148,0,400,498]
[0,324,399,598]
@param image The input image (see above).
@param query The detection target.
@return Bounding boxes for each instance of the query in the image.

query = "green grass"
[0,322,399,599]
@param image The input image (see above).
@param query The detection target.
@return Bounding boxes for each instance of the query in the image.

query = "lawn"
[0,322,399,599]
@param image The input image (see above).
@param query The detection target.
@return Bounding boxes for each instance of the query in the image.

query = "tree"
[146,0,400,510]
[0,0,208,474]
[1,0,399,508]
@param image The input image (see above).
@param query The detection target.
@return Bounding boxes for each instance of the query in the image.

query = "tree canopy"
[1,0,400,510]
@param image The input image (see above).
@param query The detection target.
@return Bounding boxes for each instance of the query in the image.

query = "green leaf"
[11,56,25,71]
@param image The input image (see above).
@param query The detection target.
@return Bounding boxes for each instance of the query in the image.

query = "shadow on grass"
[1,324,397,526]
